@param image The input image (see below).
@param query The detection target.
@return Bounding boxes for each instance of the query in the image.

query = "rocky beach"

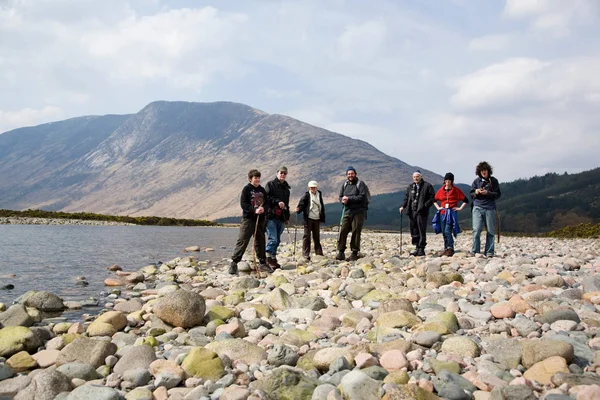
[1,232,599,400]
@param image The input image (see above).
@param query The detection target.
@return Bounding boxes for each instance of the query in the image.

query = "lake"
[0,225,239,313]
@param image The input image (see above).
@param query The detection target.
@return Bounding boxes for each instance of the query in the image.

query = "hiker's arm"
[423,185,435,209]
[240,187,252,215]
[469,179,478,200]
[399,187,409,212]
[296,193,307,213]
[339,184,345,202]
[488,178,501,200]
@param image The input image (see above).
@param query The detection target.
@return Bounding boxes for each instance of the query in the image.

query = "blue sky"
[1,0,599,182]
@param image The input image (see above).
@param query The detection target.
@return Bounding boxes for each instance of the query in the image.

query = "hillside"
[0,101,441,219]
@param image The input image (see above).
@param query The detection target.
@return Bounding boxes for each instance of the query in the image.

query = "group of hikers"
[228,161,501,275]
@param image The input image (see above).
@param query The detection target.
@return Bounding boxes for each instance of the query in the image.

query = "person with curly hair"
[470,161,501,257]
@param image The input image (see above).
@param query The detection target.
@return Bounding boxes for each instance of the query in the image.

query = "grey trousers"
[232,216,266,263]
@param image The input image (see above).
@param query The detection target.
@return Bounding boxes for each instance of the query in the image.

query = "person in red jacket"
[433,172,468,256]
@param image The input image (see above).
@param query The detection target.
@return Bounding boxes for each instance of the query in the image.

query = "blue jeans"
[266,219,285,257]
[472,206,496,255]
[442,217,454,249]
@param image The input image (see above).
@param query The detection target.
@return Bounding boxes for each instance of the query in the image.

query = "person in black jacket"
[399,170,435,256]
[265,166,291,269]
[296,180,326,260]
[336,166,369,261]
[229,169,273,275]
[470,161,501,257]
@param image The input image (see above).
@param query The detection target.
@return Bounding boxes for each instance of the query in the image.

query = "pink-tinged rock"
[418,378,434,392]
[68,322,85,334]
[31,349,60,368]
[576,385,600,400]
[491,302,515,319]
[220,385,251,400]
[107,265,122,271]
[103,278,124,286]
[508,295,532,313]
[153,386,168,400]
[149,359,185,379]
[509,377,533,387]
[380,350,408,371]
[216,318,246,338]
[355,352,379,368]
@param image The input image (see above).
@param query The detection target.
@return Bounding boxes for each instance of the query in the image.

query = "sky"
[1,0,599,183]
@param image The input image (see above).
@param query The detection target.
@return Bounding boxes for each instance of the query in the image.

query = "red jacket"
[435,186,467,213]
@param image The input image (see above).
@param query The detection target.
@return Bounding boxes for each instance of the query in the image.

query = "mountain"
[322,168,600,233]
[0,101,441,219]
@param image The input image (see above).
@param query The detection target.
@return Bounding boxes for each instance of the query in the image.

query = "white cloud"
[468,34,512,52]
[504,0,599,36]
[0,106,63,133]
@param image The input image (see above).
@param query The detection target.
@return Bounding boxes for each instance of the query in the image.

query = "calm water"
[0,225,238,308]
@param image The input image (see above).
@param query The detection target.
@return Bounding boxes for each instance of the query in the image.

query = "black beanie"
[444,172,454,182]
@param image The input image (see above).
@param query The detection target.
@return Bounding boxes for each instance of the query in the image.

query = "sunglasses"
[279,171,287,175]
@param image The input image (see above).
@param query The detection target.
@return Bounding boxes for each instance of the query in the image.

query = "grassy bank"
[0,209,219,227]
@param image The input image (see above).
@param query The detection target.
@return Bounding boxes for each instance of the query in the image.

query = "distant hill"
[315,168,600,233]
[0,101,441,219]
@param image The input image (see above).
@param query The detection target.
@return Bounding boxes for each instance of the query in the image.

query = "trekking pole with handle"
[337,205,345,242]
[251,200,263,278]
[400,212,403,254]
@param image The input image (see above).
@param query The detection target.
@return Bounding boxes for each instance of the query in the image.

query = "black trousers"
[337,212,364,253]
[303,218,323,257]
[409,212,429,249]
[232,217,266,263]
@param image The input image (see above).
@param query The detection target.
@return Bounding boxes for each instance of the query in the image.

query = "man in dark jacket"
[230,169,273,275]
[296,180,326,260]
[399,170,435,256]
[470,161,501,257]
[265,166,291,269]
[336,166,369,261]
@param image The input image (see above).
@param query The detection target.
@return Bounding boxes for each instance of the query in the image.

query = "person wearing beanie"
[470,161,501,257]
[336,166,370,261]
[432,172,468,256]
[295,180,326,260]
[399,170,435,256]
[264,166,291,269]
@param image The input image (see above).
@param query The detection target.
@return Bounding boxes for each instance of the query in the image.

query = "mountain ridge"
[0,101,441,219]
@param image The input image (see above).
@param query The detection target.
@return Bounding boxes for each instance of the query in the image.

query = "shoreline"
[0,217,135,226]
[0,233,599,398]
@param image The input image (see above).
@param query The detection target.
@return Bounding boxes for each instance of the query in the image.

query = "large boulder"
[152,290,206,328]
[0,305,34,327]
[14,369,71,400]
[113,344,157,375]
[66,385,120,400]
[21,291,65,312]
[55,337,117,368]
[0,326,42,357]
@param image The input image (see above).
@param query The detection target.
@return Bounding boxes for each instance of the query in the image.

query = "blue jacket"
[432,209,461,237]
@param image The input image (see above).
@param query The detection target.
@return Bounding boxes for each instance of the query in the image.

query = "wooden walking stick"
[251,200,264,278]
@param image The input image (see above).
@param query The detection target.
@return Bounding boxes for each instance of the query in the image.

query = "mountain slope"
[0,101,441,219]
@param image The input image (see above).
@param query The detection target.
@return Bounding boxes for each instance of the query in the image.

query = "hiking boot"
[335,251,345,261]
[446,248,455,256]
[258,262,274,273]
[228,261,238,275]
[346,252,359,261]
[416,248,426,257]
[267,257,280,269]
[315,250,324,256]
[409,249,419,256]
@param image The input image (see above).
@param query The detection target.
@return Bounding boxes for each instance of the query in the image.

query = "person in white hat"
[295,180,326,260]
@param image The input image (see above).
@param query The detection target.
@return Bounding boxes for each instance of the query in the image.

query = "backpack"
[343,179,371,209]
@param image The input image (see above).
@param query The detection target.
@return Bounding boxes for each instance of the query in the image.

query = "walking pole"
[286,220,295,264]
[251,215,262,278]
[293,213,298,257]
[337,206,345,241]
[496,209,501,244]
[400,212,403,254]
